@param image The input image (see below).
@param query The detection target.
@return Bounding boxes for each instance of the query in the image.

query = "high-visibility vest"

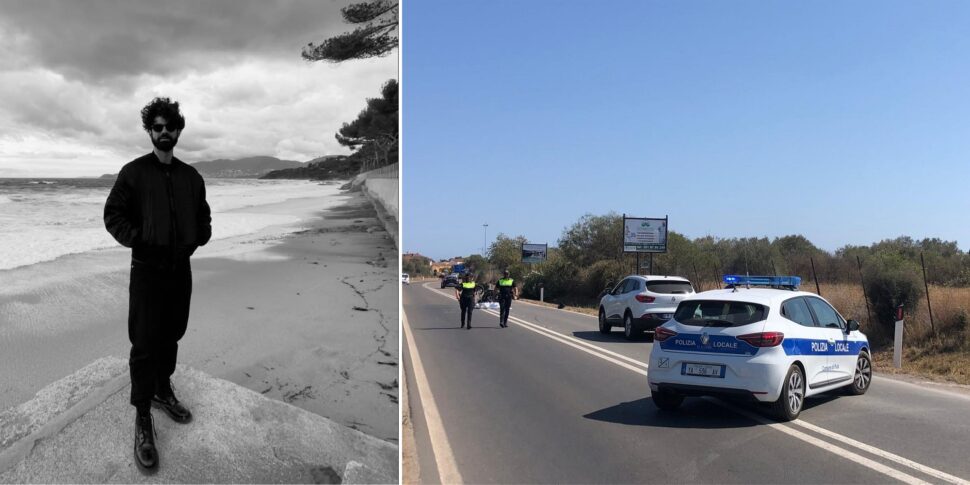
[498,278,514,287]
[461,282,476,289]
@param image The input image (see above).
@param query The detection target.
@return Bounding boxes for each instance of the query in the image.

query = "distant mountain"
[190,156,304,178]
[260,155,361,180]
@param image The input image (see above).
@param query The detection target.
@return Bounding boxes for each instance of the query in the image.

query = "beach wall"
[353,163,399,248]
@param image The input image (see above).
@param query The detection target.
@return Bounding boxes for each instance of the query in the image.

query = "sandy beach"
[0,184,398,443]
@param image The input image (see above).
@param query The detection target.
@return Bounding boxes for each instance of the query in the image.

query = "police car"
[647,275,871,421]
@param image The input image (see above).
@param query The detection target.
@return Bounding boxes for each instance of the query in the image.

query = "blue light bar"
[723,275,801,288]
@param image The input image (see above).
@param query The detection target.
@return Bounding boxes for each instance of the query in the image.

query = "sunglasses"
[151,123,179,133]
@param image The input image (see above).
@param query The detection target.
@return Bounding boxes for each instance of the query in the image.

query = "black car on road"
[441,273,461,289]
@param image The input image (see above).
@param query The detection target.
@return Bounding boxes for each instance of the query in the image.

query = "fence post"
[810,256,821,296]
[893,304,904,369]
[920,252,935,333]
[692,262,702,292]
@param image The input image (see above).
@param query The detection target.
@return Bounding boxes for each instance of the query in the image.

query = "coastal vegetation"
[302,0,398,63]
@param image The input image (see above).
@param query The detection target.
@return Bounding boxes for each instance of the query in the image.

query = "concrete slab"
[0,357,397,483]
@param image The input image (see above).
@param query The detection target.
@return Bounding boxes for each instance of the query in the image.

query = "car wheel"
[598,308,610,334]
[847,352,872,396]
[771,364,805,421]
[651,389,683,411]
[623,313,637,341]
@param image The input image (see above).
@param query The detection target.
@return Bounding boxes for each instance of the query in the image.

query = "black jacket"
[104,152,212,267]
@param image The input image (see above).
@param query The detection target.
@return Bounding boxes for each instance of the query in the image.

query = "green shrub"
[581,259,626,299]
[522,272,544,300]
[863,252,925,339]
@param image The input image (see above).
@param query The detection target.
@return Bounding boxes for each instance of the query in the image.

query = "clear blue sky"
[403,0,970,261]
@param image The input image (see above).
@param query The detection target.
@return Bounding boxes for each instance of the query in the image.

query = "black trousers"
[459,297,474,326]
[128,260,192,409]
[499,294,513,323]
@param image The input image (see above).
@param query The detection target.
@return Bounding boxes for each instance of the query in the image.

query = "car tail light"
[736,332,784,347]
[635,294,656,303]
[654,326,677,342]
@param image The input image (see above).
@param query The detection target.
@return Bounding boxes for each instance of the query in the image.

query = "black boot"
[134,410,158,473]
[152,394,192,423]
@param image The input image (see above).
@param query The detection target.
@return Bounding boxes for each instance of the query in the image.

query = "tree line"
[420,212,969,334]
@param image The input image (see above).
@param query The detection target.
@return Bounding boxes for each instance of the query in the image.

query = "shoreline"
[0,186,399,442]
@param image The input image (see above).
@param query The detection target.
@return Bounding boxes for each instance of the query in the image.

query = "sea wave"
[0,180,340,271]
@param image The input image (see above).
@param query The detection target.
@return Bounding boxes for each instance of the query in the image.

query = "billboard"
[623,216,668,253]
[521,243,548,263]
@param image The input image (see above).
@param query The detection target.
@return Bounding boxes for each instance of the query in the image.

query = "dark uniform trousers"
[499,294,513,324]
[459,297,474,326]
[128,259,192,409]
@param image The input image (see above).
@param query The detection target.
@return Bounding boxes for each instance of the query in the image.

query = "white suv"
[598,275,695,340]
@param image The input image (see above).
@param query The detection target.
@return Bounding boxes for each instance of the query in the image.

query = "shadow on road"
[585,393,844,429]
[572,331,654,344]
[584,397,759,429]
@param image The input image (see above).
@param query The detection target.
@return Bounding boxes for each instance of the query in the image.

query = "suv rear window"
[646,281,694,294]
[674,300,768,327]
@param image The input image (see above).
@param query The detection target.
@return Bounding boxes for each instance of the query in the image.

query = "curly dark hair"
[140,97,186,132]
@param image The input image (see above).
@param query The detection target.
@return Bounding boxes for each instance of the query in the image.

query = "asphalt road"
[403,281,970,484]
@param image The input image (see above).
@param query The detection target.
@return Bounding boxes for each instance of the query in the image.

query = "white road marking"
[711,399,929,485]
[425,283,649,369]
[419,282,968,484]
[494,311,649,376]
[791,420,969,485]
[402,311,464,484]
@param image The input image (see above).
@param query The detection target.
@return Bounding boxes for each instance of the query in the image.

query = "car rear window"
[646,281,694,294]
[674,300,768,327]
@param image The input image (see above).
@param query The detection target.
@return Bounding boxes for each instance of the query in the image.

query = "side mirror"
[846,319,860,332]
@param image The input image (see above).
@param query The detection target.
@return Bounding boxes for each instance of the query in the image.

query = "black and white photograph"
[0,1,399,482]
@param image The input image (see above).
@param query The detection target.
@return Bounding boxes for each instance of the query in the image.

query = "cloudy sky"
[0,0,398,177]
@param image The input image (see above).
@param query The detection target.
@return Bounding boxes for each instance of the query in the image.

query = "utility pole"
[482,223,488,256]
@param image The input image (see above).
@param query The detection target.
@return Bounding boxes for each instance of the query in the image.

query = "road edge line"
[402,310,464,484]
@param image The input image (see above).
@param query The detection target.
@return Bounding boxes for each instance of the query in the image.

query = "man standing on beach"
[496,270,517,328]
[104,97,211,473]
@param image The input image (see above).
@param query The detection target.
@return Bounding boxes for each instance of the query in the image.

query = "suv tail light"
[654,326,677,342]
[736,332,784,347]
[635,294,656,303]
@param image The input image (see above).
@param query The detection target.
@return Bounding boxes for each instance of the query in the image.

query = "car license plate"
[682,363,725,378]
[661,313,673,320]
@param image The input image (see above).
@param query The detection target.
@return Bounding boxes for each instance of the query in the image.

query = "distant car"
[647,275,871,421]
[598,275,695,340]
[441,273,461,289]
[402,273,410,284]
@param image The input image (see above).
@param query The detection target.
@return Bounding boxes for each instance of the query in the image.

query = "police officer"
[455,273,476,329]
[496,270,517,327]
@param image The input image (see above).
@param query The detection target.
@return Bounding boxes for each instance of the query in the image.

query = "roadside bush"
[581,259,626,300]
[522,272,544,300]
[863,252,925,341]
[542,255,580,301]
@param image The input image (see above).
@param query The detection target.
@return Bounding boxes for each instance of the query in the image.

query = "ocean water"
[0,177,343,271]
